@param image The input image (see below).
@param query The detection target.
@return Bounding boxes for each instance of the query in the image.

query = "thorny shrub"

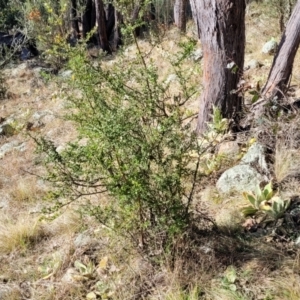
[35,36,205,256]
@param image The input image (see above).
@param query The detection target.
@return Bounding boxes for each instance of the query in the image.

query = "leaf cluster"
[242,182,290,219]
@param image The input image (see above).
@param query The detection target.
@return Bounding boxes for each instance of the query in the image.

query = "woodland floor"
[1,2,300,299]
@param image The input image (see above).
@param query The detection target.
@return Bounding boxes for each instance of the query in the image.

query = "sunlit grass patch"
[274,143,300,183]
[42,210,82,236]
[0,214,44,254]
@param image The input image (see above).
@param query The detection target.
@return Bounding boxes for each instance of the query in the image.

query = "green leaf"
[241,206,258,217]
[243,192,256,207]
[225,266,237,283]
[259,200,272,212]
[265,191,273,201]
[263,182,273,199]
[255,186,262,200]
[284,199,291,210]
[229,284,237,291]
[249,90,260,103]
[74,260,87,273]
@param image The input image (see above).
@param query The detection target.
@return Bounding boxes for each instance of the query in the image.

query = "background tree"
[95,0,111,53]
[111,9,122,50]
[190,0,246,133]
[130,1,155,37]
[70,0,80,40]
[262,0,300,98]
[189,0,199,36]
[174,0,187,32]
[82,0,96,40]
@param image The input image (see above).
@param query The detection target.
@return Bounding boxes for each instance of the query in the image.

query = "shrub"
[23,0,71,69]
[36,36,202,256]
[0,0,24,31]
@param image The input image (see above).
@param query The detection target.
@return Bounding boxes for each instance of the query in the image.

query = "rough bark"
[132,2,143,37]
[132,1,155,37]
[104,3,122,51]
[174,0,187,32]
[262,0,300,98]
[82,0,96,40]
[189,0,199,36]
[95,0,111,53]
[70,0,80,39]
[105,3,115,39]
[191,0,245,133]
[111,10,122,51]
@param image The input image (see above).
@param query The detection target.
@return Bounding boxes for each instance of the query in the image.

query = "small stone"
[0,123,15,136]
[56,145,65,154]
[246,59,262,69]
[191,49,203,61]
[165,74,178,85]
[295,236,300,248]
[32,110,50,120]
[241,142,269,173]
[216,143,270,194]
[61,268,78,283]
[74,232,93,248]
[59,70,73,78]
[218,141,240,157]
[26,120,44,131]
[11,63,27,77]
[0,141,22,158]
[262,40,278,54]
[86,292,97,299]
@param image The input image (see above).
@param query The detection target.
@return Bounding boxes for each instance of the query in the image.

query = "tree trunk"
[189,0,199,36]
[132,2,143,37]
[95,0,111,53]
[191,0,245,133]
[82,0,96,40]
[105,3,115,40]
[174,0,187,32]
[131,1,155,37]
[70,0,80,39]
[111,10,122,51]
[262,0,300,98]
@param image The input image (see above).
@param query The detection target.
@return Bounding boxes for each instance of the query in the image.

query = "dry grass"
[269,274,300,300]
[43,210,82,236]
[0,213,45,254]
[274,144,300,183]
[8,177,45,203]
[156,286,201,300]
[274,118,300,184]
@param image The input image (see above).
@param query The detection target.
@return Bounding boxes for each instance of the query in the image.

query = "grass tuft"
[0,214,44,254]
[274,141,300,183]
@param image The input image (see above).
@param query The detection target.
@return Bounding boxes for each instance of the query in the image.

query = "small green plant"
[242,182,274,216]
[201,153,227,175]
[74,260,95,279]
[201,106,230,147]
[38,252,63,279]
[221,265,238,292]
[242,182,290,219]
[262,196,291,219]
[207,105,229,134]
